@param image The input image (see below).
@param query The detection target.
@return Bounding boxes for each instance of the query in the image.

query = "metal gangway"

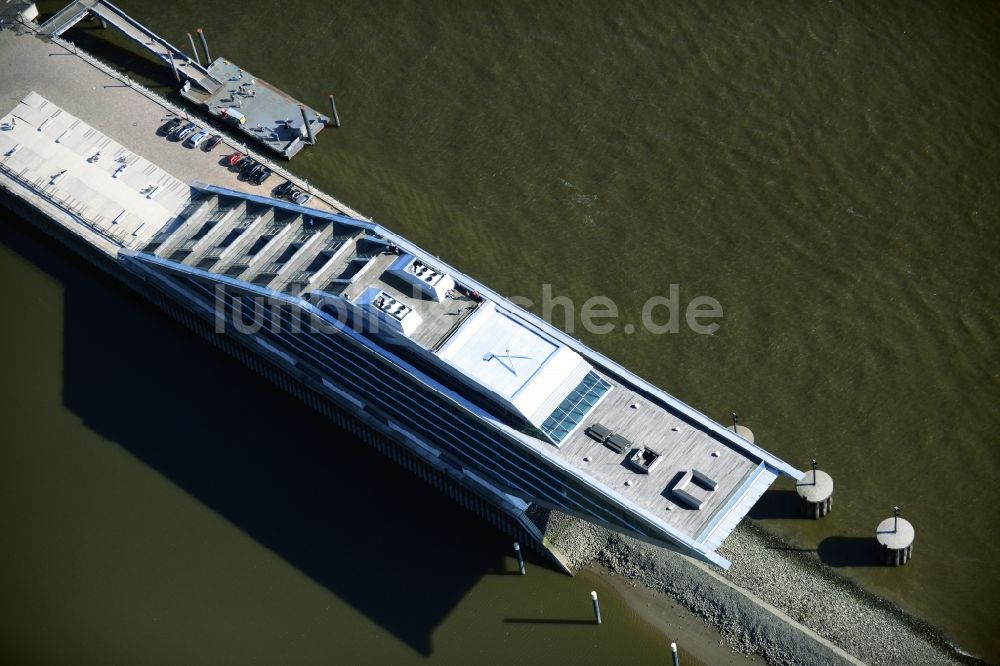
[38,0,222,94]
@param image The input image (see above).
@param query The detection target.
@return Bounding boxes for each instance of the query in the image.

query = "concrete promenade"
[0,28,354,218]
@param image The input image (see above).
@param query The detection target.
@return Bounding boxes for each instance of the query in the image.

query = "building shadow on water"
[817,536,881,568]
[747,489,802,520]
[0,217,536,656]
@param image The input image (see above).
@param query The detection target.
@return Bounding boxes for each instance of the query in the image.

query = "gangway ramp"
[38,0,222,94]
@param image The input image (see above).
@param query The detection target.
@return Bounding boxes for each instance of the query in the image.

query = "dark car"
[239,159,260,179]
[251,167,272,186]
[157,117,181,136]
[234,155,253,171]
[273,180,293,197]
[203,134,223,151]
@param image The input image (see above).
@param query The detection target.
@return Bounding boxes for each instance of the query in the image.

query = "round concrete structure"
[876,516,915,566]
[795,469,833,519]
[727,424,755,443]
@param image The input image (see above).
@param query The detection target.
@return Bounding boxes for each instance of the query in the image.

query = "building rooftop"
[552,375,774,552]
[0,91,189,249]
[2,92,801,568]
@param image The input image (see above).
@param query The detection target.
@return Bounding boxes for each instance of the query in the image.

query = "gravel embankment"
[530,507,980,666]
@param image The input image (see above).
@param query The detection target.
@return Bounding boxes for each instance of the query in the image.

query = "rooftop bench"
[671,469,716,510]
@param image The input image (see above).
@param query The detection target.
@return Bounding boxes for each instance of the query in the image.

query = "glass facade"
[540,371,611,443]
[134,255,685,550]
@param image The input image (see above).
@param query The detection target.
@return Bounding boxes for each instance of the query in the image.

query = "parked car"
[203,134,223,151]
[273,180,293,197]
[173,123,197,141]
[157,117,181,136]
[226,152,244,167]
[293,192,313,206]
[239,159,260,179]
[185,129,209,148]
[233,155,252,171]
[251,167,272,185]
[287,188,302,201]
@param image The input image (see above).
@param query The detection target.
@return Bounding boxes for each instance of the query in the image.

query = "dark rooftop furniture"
[692,470,718,491]
[670,469,718,510]
[672,485,705,510]
[586,423,613,443]
[605,432,631,454]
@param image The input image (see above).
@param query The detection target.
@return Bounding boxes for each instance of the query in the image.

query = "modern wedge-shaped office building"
[1,92,802,569]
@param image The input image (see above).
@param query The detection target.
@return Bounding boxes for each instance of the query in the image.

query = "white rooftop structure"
[0,92,190,250]
[388,253,455,302]
[356,286,423,337]
[436,302,594,429]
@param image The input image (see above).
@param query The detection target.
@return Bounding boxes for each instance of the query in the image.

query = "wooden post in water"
[671,641,680,666]
[590,591,601,625]
[187,33,201,66]
[329,94,341,127]
[299,105,315,144]
[513,542,525,575]
[197,28,211,64]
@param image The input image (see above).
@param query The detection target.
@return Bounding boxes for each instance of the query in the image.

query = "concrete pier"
[36,0,328,158]
[876,507,914,566]
[795,461,833,519]
[0,29,348,214]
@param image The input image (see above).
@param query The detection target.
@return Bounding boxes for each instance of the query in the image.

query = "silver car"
[186,129,209,148]
[174,123,197,141]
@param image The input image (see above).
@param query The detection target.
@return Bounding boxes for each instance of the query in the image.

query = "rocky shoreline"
[529,507,983,666]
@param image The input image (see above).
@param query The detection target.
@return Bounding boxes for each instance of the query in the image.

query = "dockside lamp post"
[671,641,680,665]
[590,591,601,625]
[811,458,818,485]
[731,411,739,433]
[893,505,900,532]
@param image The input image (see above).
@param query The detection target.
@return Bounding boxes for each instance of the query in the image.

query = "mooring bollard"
[671,641,680,666]
[591,591,601,625]
[513,542,525,575]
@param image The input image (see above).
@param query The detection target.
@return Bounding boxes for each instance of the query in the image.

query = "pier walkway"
[36,0,328,158]
[0,29,353,218]
[38,0,223,94]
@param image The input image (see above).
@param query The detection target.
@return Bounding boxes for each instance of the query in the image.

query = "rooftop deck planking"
[554,378,759,537]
